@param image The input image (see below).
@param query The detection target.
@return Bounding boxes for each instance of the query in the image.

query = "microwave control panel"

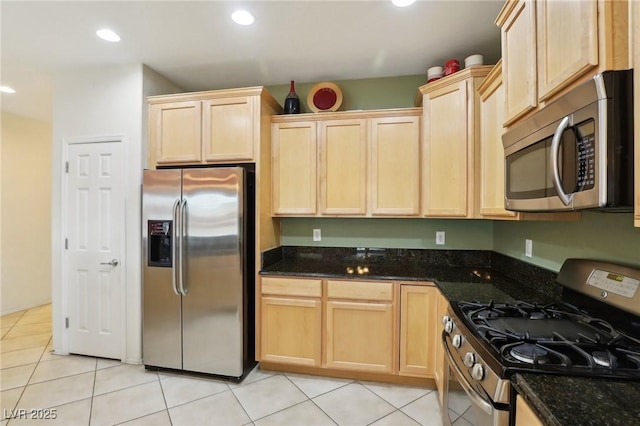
[576,120,596,191]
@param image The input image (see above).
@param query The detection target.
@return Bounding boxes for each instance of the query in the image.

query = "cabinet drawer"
[327,280,393,301]
[261,277,322,297]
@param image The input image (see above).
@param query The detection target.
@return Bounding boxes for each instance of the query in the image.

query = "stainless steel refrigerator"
[142,166,255,380]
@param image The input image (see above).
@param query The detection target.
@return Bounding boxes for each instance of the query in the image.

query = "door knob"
[100,259,119,267]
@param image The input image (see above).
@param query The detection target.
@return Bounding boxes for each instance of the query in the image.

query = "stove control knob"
[463,352,476,367]
[441,315,451,325]
[471,363,485,381]
[452,334,463,348]
[444,319,454,334]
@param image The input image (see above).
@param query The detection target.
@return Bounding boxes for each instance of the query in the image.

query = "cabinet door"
[501,0,537,125]
[515,395,544,426]
[272,122,317,215]
[202,96,255,162]
[422,81,469,217]
[326,300,393,373]
[433,290,448,407]
[261,297,322,366]
[537,0,598,101]
[319,119,367,215]
[399,285,434,377]
[479,72,517,219]
[370,116,420,216]
[150,101,202,165]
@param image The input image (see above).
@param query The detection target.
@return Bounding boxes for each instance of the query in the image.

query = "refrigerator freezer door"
[181,167,245,376]
[142,169,183,370]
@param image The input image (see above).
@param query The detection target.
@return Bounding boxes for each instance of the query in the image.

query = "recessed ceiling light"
[0,85,16,94]
[96,28,121,42]
[231,10,255,26]
[392,0,416,6]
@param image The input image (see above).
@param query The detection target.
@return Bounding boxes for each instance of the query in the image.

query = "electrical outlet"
[313,228,321,242]
[525,239,533,257]
[436,231,446,245]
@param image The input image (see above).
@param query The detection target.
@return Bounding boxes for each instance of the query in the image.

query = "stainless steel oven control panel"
[443,308,510,405]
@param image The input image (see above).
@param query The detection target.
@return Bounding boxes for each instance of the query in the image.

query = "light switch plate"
[313,229,321,242]
[436,231,445,245]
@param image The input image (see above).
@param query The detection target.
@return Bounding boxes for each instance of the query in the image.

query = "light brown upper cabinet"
[370,116,421,216]
[497,0,537,126]
[201,96,255,162]
[478,61,516,219]
[271,109,421,217]
[147,87,281,168]
[319,119,368,215]
[149,101,203,165]
[271,121,317,215]
[419,66,493,218]
[496,0,629,127]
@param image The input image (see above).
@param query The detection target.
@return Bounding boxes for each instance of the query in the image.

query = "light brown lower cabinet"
[259,276,438,381]
[260,297,322,367]
[260,277,322,367]
[399,285,435,377]
[515,395,544,426]
[433,289,449,406]
[326,300,394,373]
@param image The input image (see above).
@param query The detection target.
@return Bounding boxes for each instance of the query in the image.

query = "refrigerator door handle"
[179,199,188,296]
[171,199,181,296]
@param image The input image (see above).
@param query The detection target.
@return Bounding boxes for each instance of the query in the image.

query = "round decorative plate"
[307,82,343,113]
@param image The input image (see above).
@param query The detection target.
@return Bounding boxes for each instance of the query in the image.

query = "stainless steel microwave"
[502,70,634,212]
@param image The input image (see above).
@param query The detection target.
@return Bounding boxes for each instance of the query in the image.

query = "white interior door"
[66,140,124,359]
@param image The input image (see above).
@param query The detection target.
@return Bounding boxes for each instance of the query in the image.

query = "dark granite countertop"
[513,373,640,426]
[260,247,561,304]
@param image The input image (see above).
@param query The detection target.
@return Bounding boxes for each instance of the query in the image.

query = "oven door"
[442,335,509,426]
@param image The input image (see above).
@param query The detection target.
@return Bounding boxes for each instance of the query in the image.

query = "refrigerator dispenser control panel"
[148,220,172,267]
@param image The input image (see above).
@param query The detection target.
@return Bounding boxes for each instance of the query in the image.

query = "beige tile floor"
[1,305,443,426]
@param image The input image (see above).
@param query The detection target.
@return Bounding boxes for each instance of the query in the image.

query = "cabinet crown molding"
[271,107,422,123]
[415,66,494,106]
[477,60,503,100]
[495,0,521,26]
[147,86,282,113]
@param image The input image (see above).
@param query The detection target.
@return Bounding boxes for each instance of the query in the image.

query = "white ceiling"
[1,0,504,122]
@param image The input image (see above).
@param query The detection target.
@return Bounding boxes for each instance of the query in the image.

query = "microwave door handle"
[550,115,574,206]
[171,199,181,296]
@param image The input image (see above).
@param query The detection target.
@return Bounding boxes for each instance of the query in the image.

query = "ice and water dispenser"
[148,220,172,267]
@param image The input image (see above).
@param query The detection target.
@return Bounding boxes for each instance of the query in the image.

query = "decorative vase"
[283,80,301,114]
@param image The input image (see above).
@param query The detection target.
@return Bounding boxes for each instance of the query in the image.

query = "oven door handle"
[550,115,574,207]
[442,334,495,416]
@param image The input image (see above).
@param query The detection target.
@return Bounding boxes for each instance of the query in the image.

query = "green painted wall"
[494,212,640,271]
[280,218,494,250]
[280,214,640,271]
[266,75,426,113]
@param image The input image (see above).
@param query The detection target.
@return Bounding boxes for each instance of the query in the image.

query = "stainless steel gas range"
[441,259,640,426]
